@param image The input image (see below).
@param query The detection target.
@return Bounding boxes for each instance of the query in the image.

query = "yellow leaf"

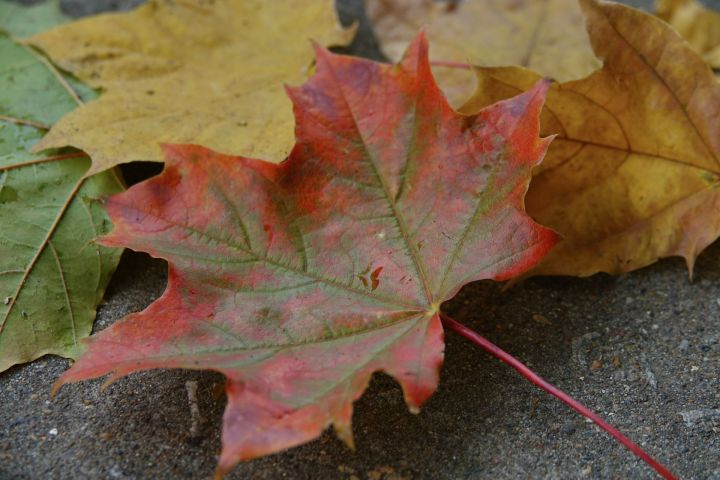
[28,0,355,176]
[461,0,720,278]
[656,0,720,68]
[367,0,599,107]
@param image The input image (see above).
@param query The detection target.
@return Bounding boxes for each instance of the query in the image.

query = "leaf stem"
[23,45,84,106]
[0,115,49,130]
[0,152,88,171]
[439,313,677,480]
[0,177,87,336]
[429,60,472,70]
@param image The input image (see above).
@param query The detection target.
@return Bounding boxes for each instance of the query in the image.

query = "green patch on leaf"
[0,0,70,39]
[0,28,123,371]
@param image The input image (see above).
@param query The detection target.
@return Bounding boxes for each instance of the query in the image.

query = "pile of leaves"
[1,0,719,478]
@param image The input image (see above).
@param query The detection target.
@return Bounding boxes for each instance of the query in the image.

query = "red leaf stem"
[429,59,472,70]
[439,313,677,480]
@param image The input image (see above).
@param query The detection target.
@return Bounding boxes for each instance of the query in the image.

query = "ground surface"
[2,1,719,479]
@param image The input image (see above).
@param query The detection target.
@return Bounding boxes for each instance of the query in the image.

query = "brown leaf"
[367,0,599,107]
[461,0,720,277]
[656,0,720,68]
[27,0,355,176]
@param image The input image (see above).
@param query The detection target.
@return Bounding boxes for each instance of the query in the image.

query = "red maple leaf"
[54,33,556,476]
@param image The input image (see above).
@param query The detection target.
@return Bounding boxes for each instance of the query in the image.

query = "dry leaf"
[367,0,599,107]
[27,0,355,176]
[656,0,720,68]
[461,0,720,277]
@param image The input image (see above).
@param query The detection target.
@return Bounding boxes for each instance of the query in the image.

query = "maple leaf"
[367,0,600,107]
[459,0,720,278]
[54,34,556,476]
[656,0,720,69]
[0,24,123,371]
[25,0,355,176]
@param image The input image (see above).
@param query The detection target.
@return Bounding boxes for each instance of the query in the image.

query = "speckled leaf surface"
[55,35,556,477]
[0,28,123,372]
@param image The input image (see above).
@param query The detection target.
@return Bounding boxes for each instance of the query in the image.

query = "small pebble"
[48,428,57,436]
[532,314,553,325]
[571,332,601,368]
[109,465,124,479]
[679,339,690,352]
[561,422,576,435]
[679,409,720,427]
[640,353,658,389]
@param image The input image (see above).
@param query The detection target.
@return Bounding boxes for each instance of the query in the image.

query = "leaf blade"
[460,0,720,277]
[368,0,600,106]
[27,0,356,175]
[0,28,123,371]
[55,34,555,475]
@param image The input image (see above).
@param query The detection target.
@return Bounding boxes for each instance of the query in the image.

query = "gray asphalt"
[1,1,719,479]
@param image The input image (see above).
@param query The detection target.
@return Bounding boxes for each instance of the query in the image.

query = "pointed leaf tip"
[310,39,331,61]
[524,77,552,120]
[50,379,63,398]
[399,29,432,72]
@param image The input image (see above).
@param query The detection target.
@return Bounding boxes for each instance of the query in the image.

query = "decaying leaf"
[461,0,720,277]
[367,0,599,106]
[656,0,720,68]
[26,0,355,176]
[54,35,556,476]
[0,28,123,371]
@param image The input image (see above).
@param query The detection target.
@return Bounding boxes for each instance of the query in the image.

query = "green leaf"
[0,0,70,38]
[0,30,124,372]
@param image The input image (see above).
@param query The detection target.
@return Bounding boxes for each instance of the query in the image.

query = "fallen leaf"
[54,34,556,476]
[460,0,720,277]
[367,0,599,107]
[0,0,69,39]
[0,26,123,372]
[26,0,355,176]
[656,0,720,68]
